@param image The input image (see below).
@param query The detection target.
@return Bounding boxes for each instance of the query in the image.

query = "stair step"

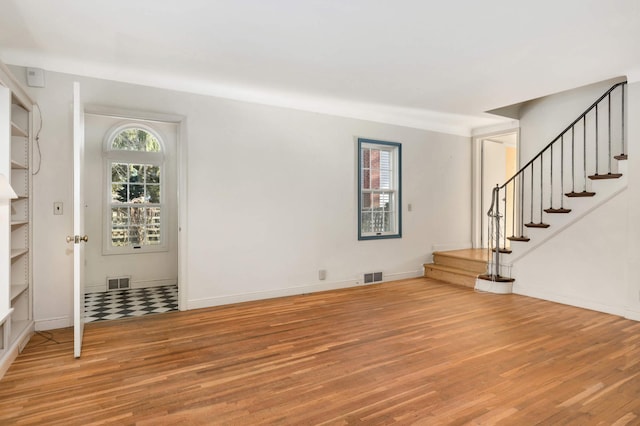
[477,274,515,283]
[565,191,596,197]
[588,173,622,180]
[614,154,628,160]
[432,250,487,274]
[508,235,530,242]
[525,222,550,228]
[424,264,479,288]
[544,208,572,213]
[491,248,512,254]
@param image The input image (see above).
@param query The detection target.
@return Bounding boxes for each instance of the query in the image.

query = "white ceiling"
[1,0,639,135]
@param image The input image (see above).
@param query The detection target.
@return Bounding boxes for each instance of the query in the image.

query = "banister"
[500,81,626,190]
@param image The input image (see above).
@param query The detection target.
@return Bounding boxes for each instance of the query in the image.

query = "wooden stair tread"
[525,222,550,228]
[491,248,512,254]
[477,274,515,283]
[565,191,596,197]
[589,173,622,180]
[508,236,530,242]
[614,154,628,160]
[544,208,572,213]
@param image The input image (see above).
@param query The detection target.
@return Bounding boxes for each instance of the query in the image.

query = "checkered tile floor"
[84,285,178,323]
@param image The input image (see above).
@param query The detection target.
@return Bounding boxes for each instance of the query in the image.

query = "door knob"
[66,235,89,243]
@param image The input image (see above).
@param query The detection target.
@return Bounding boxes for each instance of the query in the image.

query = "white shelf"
[11,159,27,169]
[10,248,28,260]
[0,309,11,326]
[10,121,27,137]
[10,284,28,302]
[10,220,28,228]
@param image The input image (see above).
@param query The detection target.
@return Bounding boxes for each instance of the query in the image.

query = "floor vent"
[364,272,383,284]
[107,276,131,291]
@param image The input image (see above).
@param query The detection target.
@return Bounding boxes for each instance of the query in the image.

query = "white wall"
[8,66,473,329]
[518,77,626,163]
[625,80,640,320]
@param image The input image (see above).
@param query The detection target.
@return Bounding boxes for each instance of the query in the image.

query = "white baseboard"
[187,271,422,311]
[625,309,640,322]
[514,285,627,318]
[35,316,70,331]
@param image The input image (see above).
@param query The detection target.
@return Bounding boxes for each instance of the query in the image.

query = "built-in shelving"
[1,60,35,379]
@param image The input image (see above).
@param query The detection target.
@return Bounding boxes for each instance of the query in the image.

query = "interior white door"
[72,82,87,358]
[481,139,507,248]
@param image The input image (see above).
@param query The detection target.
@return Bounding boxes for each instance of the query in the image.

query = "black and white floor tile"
[84,285,178,323]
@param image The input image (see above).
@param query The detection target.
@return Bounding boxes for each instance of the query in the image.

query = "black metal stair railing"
[484,82,626,281]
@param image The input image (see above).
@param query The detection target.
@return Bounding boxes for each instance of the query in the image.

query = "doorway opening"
[472,130,519,249]
[82,111,182,322]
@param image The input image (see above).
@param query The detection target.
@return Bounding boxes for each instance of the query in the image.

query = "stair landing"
[424,249,488,288]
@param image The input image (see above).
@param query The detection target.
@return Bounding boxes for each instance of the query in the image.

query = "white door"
[71,82,87,358]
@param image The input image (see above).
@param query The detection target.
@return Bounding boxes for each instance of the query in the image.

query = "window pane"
[112,184,126,203]
[112,207,129,225]
[371,167,380,189]
[362,148,370,168]
[361,212,372,233]
[145,165,160,183]
[112,128,161,152]
[129,164,144,183]
[146,226,161,245]
[371,149,380,169]
[147,184,160,203]
[129,225,143,246]
[145,207,161,225]
[111,227,129,246]
[362,192,372,209]
[362,169,370,189]
[112,163,128,182]
[129,184,145,202]
[372,210,385,232]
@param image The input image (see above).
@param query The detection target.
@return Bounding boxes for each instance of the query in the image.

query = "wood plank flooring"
[2,277,640,425]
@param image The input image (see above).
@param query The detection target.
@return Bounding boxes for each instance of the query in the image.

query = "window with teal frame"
[358,138,402,240]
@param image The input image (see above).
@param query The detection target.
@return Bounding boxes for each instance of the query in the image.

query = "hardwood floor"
[1,277,640,425]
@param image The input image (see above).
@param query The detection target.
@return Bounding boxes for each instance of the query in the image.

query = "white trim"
[625,309,640,322]
[514,285,627,318]
[35,316,70,331]
[187,270,422,310]
[471,127,520,248]
[86,107,188,311]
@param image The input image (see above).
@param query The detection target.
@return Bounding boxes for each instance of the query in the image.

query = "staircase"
[479,81,628,292]
[424,249,488,288]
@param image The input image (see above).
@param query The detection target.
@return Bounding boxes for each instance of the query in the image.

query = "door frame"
[471,127,520,249]
[83,105,188,310]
